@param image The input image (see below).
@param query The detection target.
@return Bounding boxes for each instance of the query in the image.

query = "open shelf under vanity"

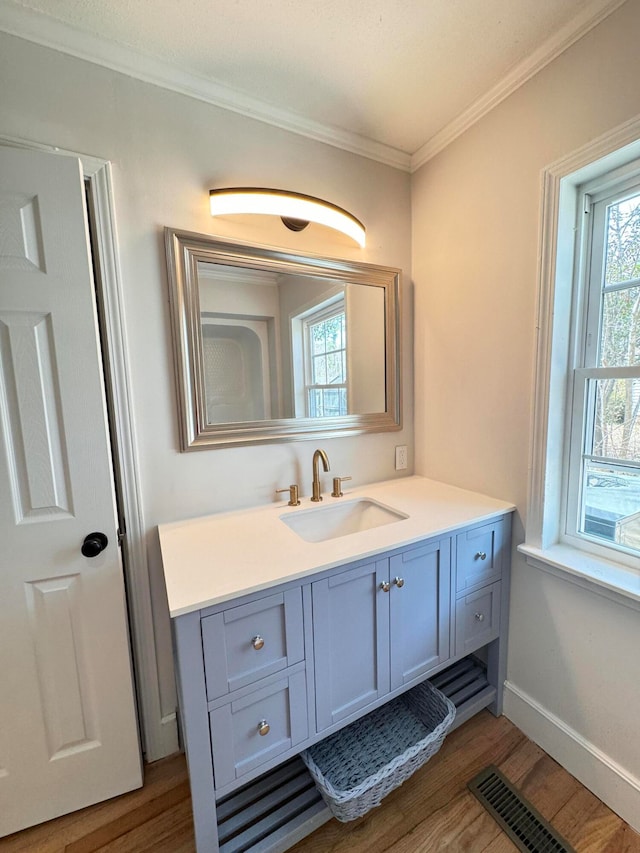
[215,656,494,853]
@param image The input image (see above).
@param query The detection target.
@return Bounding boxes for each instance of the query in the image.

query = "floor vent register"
[467,765,576,853]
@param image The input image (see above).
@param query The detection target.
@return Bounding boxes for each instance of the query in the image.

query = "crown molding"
[410,0,629,172]
[0,0,626,175]
[0,1,412,172]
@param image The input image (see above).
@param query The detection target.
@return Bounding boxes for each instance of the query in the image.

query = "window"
[524,126,640,594]
[303,301,347,418]
[565,172,640,558]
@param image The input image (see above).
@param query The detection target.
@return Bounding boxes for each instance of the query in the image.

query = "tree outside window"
[575,188,640,551]
[305,307,347,417]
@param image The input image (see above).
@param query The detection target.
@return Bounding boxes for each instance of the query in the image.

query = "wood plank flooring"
[1,712,638,853]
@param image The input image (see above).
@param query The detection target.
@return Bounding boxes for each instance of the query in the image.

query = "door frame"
[0,133,175,761]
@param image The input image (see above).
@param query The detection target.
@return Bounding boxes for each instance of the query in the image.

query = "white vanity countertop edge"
[158,475,514,618]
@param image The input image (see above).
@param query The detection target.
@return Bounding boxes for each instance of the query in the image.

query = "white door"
[0,146,142,836]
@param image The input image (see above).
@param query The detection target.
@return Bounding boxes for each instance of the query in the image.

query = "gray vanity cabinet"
[170,511,512,853]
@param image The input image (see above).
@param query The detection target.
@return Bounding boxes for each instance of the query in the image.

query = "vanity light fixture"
[209,188,366,247]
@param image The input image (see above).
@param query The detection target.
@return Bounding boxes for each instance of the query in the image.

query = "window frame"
[302,298,348,418]
[561,171,640,562]
[522,121,640,597]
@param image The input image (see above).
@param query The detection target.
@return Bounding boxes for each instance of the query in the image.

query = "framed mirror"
[165,228,401,449]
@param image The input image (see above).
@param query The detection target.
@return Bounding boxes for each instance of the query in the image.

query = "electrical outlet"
[395,445,408,470]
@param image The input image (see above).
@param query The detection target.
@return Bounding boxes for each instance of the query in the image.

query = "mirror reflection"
[164,229,401,449]
[198,261,386,425]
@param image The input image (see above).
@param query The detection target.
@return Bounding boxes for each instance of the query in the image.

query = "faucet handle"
[331,476,352,498]
[276,484,301,506]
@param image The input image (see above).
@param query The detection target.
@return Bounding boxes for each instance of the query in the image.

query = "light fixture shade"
[209,188,366,247]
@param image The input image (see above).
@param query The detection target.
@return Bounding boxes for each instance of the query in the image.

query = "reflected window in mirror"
[290,293,347,418]
[305,299,347,418]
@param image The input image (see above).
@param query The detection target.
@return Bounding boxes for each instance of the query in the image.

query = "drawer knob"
[257,719,270,736]
[475,612,485,622]
[251,635,265,650]
[380,580,391,593]
[393,576,405,588]
[475,551,487,561]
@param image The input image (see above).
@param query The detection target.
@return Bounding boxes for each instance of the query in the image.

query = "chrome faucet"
[311,449,330,502]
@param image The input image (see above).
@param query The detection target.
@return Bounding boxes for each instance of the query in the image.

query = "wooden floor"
[2,712,639,853]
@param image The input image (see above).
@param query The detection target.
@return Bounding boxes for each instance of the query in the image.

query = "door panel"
[313,559,390,731]
[24,574,100,759]
[0,146,141,837]
[0,311,72,520]
[389,539,451,690]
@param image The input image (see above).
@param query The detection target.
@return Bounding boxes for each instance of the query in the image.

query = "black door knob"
[81,532,108,558]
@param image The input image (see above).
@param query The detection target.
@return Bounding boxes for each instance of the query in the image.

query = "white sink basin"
[280,497,409,543]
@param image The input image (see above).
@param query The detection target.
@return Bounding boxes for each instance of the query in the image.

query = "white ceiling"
[0,0,627,171]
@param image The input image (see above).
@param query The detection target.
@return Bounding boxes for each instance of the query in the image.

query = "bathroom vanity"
[159,476,514,853]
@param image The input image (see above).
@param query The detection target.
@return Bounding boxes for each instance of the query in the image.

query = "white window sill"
[518,542,640,613]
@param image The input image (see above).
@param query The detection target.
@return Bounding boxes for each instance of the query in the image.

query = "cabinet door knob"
[251,635,265,650]
[257,720,270,736]
[380,580,391,592]
[393,577,405,588]
[475,551,487,561]
[475,612,485,622]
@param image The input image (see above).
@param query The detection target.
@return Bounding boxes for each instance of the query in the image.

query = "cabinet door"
[389,539,451,691]
[313,559,390,732]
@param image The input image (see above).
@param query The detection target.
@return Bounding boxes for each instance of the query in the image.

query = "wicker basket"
[300,680,456,822]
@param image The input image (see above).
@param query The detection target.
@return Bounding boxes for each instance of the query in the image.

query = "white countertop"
[158,475,514,617]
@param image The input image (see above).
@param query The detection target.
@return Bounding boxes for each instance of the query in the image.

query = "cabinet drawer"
[202,589,304,700]
[456,520,504,595]
[210,670,308,789]
[455,581,501,655]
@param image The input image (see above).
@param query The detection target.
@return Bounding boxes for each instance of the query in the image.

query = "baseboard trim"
[157,712,180,758]
[503,680,640,833]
